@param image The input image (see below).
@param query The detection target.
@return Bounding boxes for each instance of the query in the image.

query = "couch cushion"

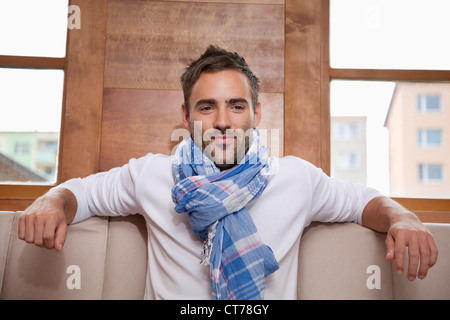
[0,212,15,295]
[1,212,109,299]
[102,214,148,299]
[298,222,393,299]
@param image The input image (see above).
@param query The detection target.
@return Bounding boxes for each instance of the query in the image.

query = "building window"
[336,123,358,140]
[419,164,443,183]
[418,95,441,113]
[337,152,360,169]
[418,129,443,147]
[14,143,30,156]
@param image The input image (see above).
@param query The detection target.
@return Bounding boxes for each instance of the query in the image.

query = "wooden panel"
[415,211,450,224]
[0,199,35,212]
[285,0,328,170]
[0,55,65,69]
[163,0,284,3]
[330,68,450,82]
[58,0,107,182]
[104,0,285,93]
[99,88,183,171]
[99,88,283,171]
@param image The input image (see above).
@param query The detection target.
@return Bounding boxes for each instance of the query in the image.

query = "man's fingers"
[393,231,406,275]
[42,216,58,250]
[428,234,438,268]
[385,233,395,261]
[54,222,68,252]
[406,233,419,281]
[18,210,67,251]
[24,214,35,244]
[18,214,26,240]
[417,232,431,280]
[388,228,439,281]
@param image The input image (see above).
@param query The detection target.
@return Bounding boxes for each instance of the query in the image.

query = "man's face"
[182,70,261,170]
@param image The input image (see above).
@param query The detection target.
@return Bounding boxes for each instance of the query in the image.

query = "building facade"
[330,116,367,185]
[0,132,59,182]
[385,83,450,198]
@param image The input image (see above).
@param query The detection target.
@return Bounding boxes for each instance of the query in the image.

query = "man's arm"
[18,187,77,252]
[361,196,438,281]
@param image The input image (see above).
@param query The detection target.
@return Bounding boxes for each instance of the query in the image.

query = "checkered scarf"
[171,129,279,300]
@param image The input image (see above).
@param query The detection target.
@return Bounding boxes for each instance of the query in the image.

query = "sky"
[0,0,67,132]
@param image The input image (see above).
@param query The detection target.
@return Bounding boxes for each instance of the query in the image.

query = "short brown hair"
[180,45,260,114]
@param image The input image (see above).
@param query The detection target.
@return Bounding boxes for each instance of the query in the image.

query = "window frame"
[0,56,66,193]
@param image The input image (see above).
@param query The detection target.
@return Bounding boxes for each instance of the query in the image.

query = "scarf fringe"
[200,221,218,266]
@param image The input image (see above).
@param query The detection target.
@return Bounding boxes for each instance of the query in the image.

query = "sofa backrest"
[0,211,147,299]
[1,211,449,299]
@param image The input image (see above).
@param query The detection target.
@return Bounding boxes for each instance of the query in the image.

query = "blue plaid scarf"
[171,129,279,300]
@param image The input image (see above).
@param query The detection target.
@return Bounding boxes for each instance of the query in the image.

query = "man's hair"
[180,45,260,114]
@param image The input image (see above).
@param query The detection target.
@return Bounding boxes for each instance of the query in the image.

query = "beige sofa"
[1,210,449,300]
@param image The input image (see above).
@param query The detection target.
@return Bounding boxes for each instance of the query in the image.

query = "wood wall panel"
[284,0,325,168]
[104,0,285,93]
[58,0,107,181]
[99,88,283,171]
[100,0,286,171]
[100,88,183,171]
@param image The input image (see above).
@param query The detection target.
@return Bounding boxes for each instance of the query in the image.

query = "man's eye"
[232,105,244,110]
[200,106,213,112]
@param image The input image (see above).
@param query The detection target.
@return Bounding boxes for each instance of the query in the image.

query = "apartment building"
[330,116,367,185]
[385,83,450,198]
[0,132,59,182]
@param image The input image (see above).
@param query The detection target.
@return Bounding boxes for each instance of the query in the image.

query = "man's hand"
[386,213,438,281]
[18,188,77,252]
[362,196,438,281]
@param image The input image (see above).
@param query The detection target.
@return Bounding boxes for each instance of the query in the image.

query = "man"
[18,45,438,300]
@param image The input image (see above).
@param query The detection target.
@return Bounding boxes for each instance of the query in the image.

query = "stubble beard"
[190,121,254,170]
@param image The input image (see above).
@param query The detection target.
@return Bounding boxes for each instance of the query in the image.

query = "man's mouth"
[212,135,235,145]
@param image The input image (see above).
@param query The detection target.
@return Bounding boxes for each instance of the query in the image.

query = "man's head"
[181,45,260,115]
[180,45,262,170]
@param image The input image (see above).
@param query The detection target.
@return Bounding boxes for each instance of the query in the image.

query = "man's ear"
[253,102,262,128]
[181,104,190,130]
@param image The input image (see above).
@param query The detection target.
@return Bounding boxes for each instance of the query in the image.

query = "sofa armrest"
[298,221,450,300]
[298,222,393,299]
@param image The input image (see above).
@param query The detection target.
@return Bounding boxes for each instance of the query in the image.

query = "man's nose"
[213,107,232,132]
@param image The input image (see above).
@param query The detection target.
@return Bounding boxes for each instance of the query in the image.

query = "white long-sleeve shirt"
[57,153,382,299]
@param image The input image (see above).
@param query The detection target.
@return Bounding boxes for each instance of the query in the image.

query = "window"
[330,0,450,203]
[336,123,358,140]
[0,2,68,184]
[14,143,30,156]
[0,1,68,57]
[419,164,443,183]
[338,152,360,169]
[330,0,450,70]
[418,129,442,147]
[418,95,441,113]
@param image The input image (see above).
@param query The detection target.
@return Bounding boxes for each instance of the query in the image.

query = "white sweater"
[58,153,382,299]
